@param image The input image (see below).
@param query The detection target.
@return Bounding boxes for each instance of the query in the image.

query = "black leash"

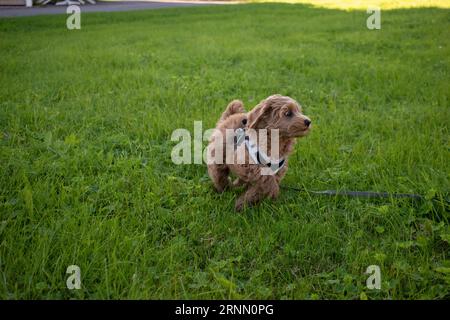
[281,185,423,199]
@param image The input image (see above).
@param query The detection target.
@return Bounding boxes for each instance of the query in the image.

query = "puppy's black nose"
[304,119,311,127]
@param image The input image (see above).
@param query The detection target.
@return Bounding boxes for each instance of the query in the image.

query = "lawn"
[0,3,449,299]
[249,0,450,9]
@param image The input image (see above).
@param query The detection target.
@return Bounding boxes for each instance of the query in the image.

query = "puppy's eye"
[285,110,293,117]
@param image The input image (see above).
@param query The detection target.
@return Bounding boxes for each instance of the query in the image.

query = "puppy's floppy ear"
[248,100,271,129]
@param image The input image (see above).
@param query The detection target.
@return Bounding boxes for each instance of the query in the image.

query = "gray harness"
[234,127,286,174]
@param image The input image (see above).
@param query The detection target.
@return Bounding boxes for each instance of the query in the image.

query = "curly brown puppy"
[207,94,311,211]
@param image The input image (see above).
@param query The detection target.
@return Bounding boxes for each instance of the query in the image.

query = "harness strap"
[235,127,285,174]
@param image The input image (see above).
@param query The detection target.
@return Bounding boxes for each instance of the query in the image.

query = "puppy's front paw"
[214,186,226,193]
[235,198,245,212]
[212,177,231,193]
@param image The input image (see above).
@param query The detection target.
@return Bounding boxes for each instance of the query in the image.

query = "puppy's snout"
[304,119,311,127]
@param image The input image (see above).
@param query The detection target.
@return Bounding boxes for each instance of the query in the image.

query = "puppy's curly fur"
[207,94,311,211]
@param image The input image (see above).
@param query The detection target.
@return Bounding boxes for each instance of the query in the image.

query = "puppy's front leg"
[208,164,230,193]
[235,176,279,211]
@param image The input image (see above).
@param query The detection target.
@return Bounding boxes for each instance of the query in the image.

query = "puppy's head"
[247,94,311,138]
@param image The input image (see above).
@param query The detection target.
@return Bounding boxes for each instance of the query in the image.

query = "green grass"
[248,0,450,9]
[0,3,449,299]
